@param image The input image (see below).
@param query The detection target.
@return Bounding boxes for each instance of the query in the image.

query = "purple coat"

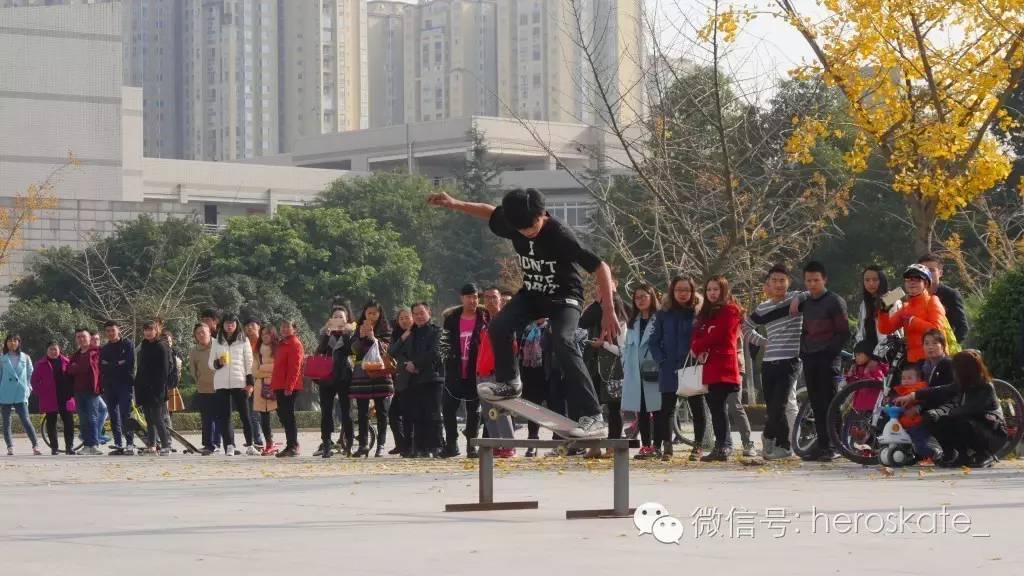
[30,355,71,413]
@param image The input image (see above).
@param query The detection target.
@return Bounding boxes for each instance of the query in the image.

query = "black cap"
[460,283,480,296]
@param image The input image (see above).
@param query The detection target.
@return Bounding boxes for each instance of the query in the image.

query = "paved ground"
[2,430,1022,575]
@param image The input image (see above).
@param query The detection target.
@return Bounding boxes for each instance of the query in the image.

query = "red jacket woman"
[690,301,742,386]
[271,333,305,394]
[31,353,71,414]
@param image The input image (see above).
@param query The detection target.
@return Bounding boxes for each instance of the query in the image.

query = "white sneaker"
[158,448,171,456]
[477,376,523,401]
[82,446,104,456]
[123,445,136,456]
[764,445,795,460]
[245,445,258,456]
[569,414,608,439]
[761,438,776,459]
[225,445,235,456]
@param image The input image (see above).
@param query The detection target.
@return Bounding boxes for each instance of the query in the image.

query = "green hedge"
[974,266,1024,383]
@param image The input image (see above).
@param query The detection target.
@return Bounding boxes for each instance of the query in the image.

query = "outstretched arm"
[427,191,495,220]
[594,263,622,341]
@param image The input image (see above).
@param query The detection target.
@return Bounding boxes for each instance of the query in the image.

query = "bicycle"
[825,336,1024,465]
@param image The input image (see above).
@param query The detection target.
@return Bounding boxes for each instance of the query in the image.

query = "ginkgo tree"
[0,153,75,272]
[772,0,1024,254]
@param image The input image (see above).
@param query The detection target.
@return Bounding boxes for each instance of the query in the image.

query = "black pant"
[522,366,550,439]
[443,379,480,448]
[357,397,389,448]
[142,399,170,449]
[489,293,601,418]
[707,385,739,450]
[635,387,652,447]
[319,383,343,445]
[256,411,273,443]
[655,392,679,449]
[931,415,1007,459]
[198,392,220,451]
[762,358,800,450]
[683,395,707,446]
[389,393,407,451]
[275,390,298,449]
[216,388,254,448]
[406,382,442,452]
[607,399,623,440]
[45,409,74,452]
[802,353,840,452]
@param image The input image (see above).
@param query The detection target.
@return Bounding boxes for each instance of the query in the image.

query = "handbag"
[260,380,273,400]
[640,357,660,382]
[166,387,185,412]
[676,355,708,397]
[303,354,334,381]
[606,378,623,400]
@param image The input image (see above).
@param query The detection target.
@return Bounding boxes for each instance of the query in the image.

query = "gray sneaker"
[80,446,103,456]
[569,414,608,439]
[742,442,758,458]
[158,448,171,456]
[761,438,776,459]
[477,376,523,401]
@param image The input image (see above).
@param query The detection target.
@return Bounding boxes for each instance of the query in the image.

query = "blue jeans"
[103,385,134,447]
[906,423,942,460]
[248,395,265,446]
[94,396,109,443]
[75,393,101,447]
[1,403,38,449]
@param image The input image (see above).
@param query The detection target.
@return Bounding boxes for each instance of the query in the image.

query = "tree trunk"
[909,194,937,257]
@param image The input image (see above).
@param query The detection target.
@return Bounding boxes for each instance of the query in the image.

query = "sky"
[647,0,823,100]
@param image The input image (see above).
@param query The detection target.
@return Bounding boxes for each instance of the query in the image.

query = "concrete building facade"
[0,2,356,306]
[367,0,406,127]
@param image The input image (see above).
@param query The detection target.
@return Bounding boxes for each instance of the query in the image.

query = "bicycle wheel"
[673,396,714,449]
[790,400,818,459]
[993,379,1024,459]
[826,379,883,465]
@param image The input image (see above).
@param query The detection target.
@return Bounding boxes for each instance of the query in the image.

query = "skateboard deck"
[486,397,580,437]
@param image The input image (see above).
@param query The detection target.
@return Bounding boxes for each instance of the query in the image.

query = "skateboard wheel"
[488,408,500,421]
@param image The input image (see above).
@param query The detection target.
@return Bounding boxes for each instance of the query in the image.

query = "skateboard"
[486,397,580,438]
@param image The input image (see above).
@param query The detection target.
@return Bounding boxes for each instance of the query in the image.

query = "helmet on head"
[902,264,933,285]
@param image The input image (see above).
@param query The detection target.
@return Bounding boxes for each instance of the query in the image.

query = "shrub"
[974,266,1024,382]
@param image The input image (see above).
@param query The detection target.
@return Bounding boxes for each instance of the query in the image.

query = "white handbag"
[676,355,708,397]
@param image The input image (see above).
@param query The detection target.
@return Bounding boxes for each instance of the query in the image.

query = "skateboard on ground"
[486,397,580,438]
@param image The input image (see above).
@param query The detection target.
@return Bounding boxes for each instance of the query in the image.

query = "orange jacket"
[893,381,928,428]
[876,291,945,363]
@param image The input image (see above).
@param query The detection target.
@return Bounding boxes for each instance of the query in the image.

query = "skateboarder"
[427,188,621,438]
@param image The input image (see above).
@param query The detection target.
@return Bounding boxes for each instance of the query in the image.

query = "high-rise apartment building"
[367,0,406,127]
[497,0,644,126]
[401,0,498,123]
[281,0,368,153]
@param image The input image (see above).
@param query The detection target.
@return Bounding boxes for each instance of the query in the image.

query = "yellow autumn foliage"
[769,0,1024,224]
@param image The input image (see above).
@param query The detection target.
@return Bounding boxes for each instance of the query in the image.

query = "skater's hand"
[245,384,254,396]
[588,338,603,349]
[600,307,621,342]
[427,191,456,209]
[893,393,914,407]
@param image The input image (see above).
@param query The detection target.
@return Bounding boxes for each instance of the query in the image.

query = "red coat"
[67,347,101,395]
[271,334,305,393]
[30,355,70,413]
[690,302,742,386]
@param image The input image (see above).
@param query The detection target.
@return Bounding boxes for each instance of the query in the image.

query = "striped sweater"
[742,292,803,362]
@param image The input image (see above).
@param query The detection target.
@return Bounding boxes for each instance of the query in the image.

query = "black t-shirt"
[489,207,602,302]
